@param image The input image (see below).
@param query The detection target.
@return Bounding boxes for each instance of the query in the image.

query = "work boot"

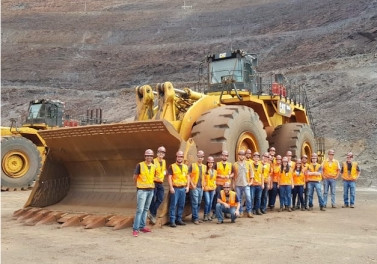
[148,214,157,225]
[203,214,209,221]
[261,210,266,214]
[332,204,337,208]
[308,207,313,211]
[320,206,326,211]
[169,222,176,228]
[247,212,254,218]
[256,209,263,215]
[279,207,284,212]
[176,220,186,226]
[288,207,292,212]
[350,204,355,208]
[342,204,349,208]
[239,212,244,218]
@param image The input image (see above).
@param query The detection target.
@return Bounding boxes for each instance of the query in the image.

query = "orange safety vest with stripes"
[251,161,263,186]
[279,168,293,185]
[220,190,237,207]
[342,162,359,181]
[171,163,189,187]
[233,161,251,183]
[204,169,217,191]
[293,169,305,186]
[153,158,166,183]
[136,162,156,189]
[216,161,232,186]
[272,163,281,183]
[322,159,340,179]
[190,163,206,189]
[306,163,322,182]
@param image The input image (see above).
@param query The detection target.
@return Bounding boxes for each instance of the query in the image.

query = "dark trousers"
[292,185,304,208]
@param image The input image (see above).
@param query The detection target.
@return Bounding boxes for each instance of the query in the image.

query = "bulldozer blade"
[22,120,196,229]
[35,212,66,225]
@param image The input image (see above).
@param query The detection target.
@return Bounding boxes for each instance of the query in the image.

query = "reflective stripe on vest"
[323,159,339,178]
[204,169,217,191]
[153,158,166,183]
[171,163,188,186]
[137,162,156,189]
[216,162,232,185]
[307,163,322,181]
[190,163,206,189]
[220,190,237,207]
[342,162,358,181]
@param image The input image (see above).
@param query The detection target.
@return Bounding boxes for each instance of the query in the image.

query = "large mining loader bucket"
[14,120,196,229]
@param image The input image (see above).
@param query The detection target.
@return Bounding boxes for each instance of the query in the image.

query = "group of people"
[131,146,361,237]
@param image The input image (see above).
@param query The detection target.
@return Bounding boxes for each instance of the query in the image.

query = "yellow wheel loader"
[15,50,319,229]
[1,99,67,190]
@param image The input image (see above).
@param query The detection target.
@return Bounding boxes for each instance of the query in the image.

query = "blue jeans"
[292,185,304,208]
[343,180,356,206]
[169,187,186,223]
[308,181,325,208]
[261,183,269,211]
[323,178,337,206]
[149,182,164,217]
[250,185,262,211]
[279,185,292,207]
[190,187,203,221]
[133,189,154,231]
[215,203,237,222]
[203,190,215,215]
[268,182,279,207]
[235,185,251,213]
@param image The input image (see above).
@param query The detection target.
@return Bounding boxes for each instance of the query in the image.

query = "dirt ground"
[2,188,377,264]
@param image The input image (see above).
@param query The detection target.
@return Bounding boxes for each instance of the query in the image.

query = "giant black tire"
[1,136,42,190]
[268,123,316,160]
[191,105,269,162]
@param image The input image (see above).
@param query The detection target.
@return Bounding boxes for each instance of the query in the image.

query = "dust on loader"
[14,50,321,230]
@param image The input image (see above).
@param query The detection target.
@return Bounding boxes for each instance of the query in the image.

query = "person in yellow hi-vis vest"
[189,150,206,225]
[203,156,217,221]
[168,150,190,227]
[148,146,167,225]
[322,149,340,208]
[305,153,326,211]
[341,152,361,208]
[132,149,156,237]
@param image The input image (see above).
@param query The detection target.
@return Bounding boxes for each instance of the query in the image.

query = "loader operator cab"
[206,49,260,94]
[24,99,64,129]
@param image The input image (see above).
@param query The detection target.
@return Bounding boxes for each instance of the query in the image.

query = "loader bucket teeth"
[35,212,66,225]
[21,120,196,230]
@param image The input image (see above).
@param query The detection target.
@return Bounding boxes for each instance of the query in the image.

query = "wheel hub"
[236,132,259,154]
[2,151,29,178]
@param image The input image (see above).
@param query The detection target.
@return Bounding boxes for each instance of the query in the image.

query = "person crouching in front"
[215,182,240,224]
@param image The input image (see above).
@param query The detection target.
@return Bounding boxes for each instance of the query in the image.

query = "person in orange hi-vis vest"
[278,156,294,212]
[189,150,206,225]
[292,159,306,211]
[305,153,326,211]
[322,149,340,208]
[168,150,190,227]
[215,182,240,224]
[296,155,309,210]
[132,149,156,237]
[203,156,217,221]
[268,155,282,209]
[210,150,234,219]
[340,152,360,208]
[148,146,167,225]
